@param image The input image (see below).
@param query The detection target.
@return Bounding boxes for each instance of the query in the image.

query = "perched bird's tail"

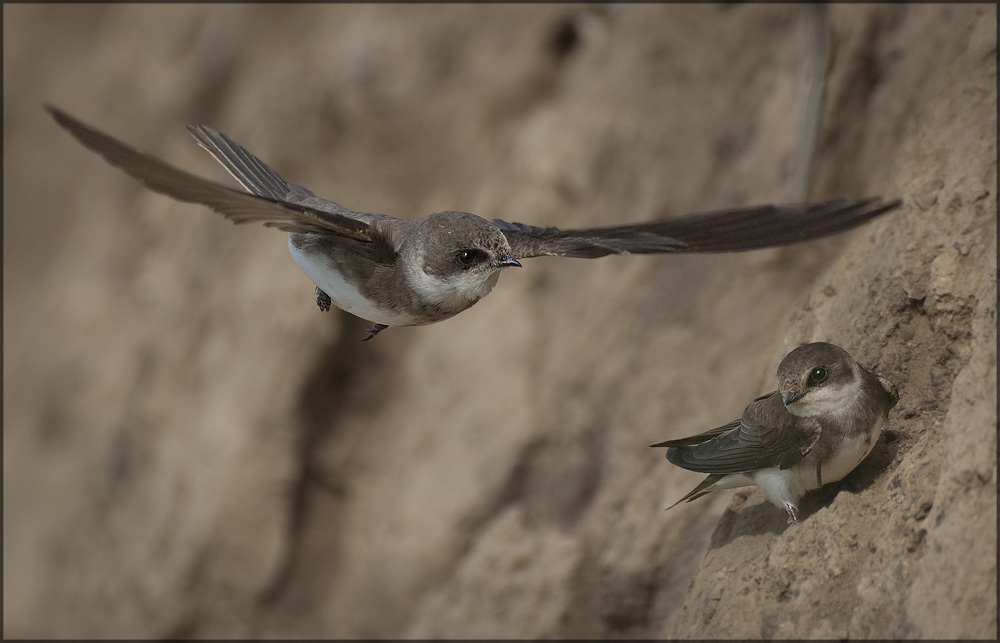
[666,474,725,510]
[652,437,729,510]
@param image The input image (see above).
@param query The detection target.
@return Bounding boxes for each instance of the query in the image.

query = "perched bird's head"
[778,342,860,417]
[407,211,522,312]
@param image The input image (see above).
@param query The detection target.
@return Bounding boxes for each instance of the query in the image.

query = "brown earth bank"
[4,4,995,639]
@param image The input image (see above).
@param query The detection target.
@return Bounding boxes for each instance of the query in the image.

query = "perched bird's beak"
[500,256,522,268]
[783,390,806,406]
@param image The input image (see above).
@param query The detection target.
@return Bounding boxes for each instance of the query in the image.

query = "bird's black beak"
[783,391,805,406]
[500,256,522,268]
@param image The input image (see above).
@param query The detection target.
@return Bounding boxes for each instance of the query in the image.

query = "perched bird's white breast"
[820,413,885,484]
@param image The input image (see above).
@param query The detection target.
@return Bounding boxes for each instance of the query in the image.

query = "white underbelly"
[821,417,883,484]
[288,237,415,326]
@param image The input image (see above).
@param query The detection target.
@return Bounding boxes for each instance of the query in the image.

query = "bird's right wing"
[185,123,386,226]
[47,106,377,242]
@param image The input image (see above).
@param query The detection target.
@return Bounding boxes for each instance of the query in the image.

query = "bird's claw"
[362,323,388,341]
[315,287,332,312]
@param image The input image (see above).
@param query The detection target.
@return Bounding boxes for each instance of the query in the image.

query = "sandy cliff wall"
[4,4,995,638]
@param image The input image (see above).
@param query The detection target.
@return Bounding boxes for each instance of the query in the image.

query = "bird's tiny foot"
[784,503,800,525]
[362,323,388,342]
[315,287,332,312]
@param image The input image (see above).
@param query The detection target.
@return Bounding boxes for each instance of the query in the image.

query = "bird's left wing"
[496,198,901,259]
[650,418,744,448]
[655,392,821,474]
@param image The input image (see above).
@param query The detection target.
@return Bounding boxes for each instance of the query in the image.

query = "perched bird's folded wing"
[47,106,376,242]
[657,393,822,474]
[650,418,744,448]
[649,392,777,450]
[496,198,902,259]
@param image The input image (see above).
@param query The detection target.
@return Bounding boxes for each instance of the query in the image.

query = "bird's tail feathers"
[666,474,724,510]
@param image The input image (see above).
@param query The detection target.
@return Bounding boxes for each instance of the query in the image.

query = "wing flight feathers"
[47,106,374,241]
[498,198,901,259]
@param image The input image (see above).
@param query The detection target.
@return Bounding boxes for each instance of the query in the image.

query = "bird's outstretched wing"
[651,392,821,474]
[184,123,388,227]
[47,106,376,241]
[496,198,902,259]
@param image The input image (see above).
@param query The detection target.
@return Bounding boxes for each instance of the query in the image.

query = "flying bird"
[651,342,899,524]
[48,106,901,340]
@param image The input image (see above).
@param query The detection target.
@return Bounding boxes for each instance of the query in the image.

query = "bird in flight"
[48,106,901,340]
[651,342,899,524]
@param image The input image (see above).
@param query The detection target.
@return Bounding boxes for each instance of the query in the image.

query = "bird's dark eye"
[808,367,828,384]
[455,249,487,268]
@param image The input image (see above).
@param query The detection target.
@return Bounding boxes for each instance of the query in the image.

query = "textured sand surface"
[4,4,995,638]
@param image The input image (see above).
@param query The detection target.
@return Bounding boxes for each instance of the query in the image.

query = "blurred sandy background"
[4,4,996,638]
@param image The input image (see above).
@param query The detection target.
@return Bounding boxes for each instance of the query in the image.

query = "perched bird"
[48,106,901,340]
[651,342,899,524]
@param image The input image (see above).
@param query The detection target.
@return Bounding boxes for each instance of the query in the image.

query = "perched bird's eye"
[455,249,487,268]
[808,367,828,384]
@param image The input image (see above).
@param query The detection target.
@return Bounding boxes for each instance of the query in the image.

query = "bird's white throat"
[406,259,501,312]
